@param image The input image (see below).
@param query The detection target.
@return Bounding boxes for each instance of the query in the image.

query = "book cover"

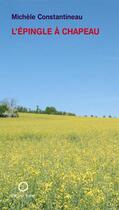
[0,1,119,209]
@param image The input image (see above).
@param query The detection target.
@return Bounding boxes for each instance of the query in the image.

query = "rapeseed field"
[0,113,119,210]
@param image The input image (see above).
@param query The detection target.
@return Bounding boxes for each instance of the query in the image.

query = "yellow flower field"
[0,113,119,210]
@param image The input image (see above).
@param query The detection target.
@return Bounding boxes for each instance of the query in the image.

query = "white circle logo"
[18,182,28,192]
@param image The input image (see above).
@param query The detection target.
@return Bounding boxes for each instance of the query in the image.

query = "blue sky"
[0,0,119,116]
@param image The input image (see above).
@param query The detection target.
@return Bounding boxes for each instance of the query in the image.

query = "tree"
[10,98,17,110]
[35,105,42,113]
[2,98,17,111]
[0,104,8,117]
[0,98,18,117]
[45,106,57,115]
[17,106,28,113]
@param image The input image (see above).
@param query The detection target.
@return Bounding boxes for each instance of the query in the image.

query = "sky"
[0,0,119,116]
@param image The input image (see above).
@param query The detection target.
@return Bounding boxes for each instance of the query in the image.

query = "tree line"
[0,99,75,117]
[17,105,76,116]
[0,98,113,118]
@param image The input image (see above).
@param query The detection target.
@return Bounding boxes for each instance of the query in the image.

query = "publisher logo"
[18,181,28,192]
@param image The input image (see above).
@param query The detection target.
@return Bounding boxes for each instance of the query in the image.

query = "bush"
[0,104,8,117]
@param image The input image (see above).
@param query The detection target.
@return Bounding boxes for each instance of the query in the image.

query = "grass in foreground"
[0,113,119,210]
